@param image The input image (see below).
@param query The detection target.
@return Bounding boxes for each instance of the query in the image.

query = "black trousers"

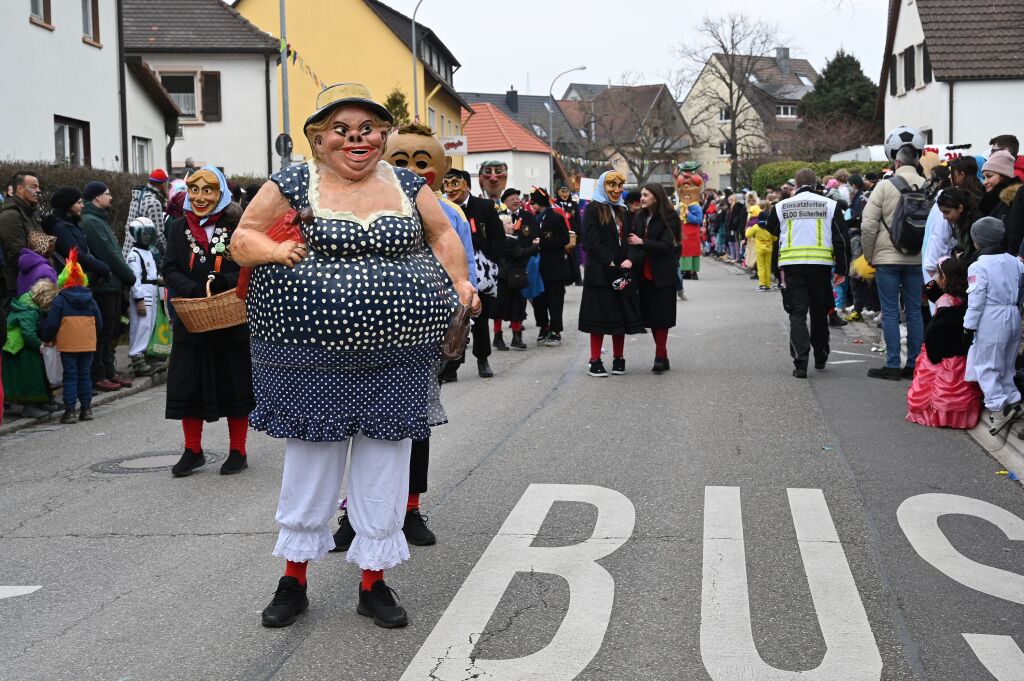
[410,438,429,494]
[531,281,566,333]
[780,265,832,369]
[851,278,869,313]
[568,248,583,284]
[92,290,123,381]
[471,294,495,360]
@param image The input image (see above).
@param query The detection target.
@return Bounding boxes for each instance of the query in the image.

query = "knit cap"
[50,187,82,213]
[982,150,1016,180]
[148,168,169,183]
[83,181,108,202]
[970,216,1005,248]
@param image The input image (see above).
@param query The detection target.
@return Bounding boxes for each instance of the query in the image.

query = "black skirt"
[492,280,528,322]
[165,339,256,421]
[639,280,677,329]
[578,284,646,335]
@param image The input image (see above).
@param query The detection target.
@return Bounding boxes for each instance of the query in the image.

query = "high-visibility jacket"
[775,192,838,267]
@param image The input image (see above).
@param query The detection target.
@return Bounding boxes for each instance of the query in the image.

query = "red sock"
[182,417,203,452]
[612,334,625,358]
[361,569,384,591]
[590,334,604,361]
[407,493,420,512]
[511,320,523,332]
[493,319,502,333]
[284,560,307,585]
[227,416,248,456]
[652,328,669,359]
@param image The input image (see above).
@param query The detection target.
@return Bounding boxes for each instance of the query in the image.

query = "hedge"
[1,161,149,244]
[751,160,890,196]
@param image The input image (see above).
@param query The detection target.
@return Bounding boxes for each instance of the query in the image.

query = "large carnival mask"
[309,105,390,180]
[557,186,571,201]
[443,174,469,203]
[479,161,508,201]
[675,171,703,205]
[387,129,451,192]
[604,172,626,205]
[186,170,222,217]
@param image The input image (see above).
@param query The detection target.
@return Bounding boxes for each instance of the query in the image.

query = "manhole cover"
[90,450,226,474]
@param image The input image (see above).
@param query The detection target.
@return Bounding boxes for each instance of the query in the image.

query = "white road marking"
[964,634,1024,681]
[0,586,41,600]
[700,487,882,680]
[832,350,875,358]
[400,484,635,681]
[827,360,865,365]
[898,494,1024,605]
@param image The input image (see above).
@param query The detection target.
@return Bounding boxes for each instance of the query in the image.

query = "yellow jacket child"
[744,223,777,253]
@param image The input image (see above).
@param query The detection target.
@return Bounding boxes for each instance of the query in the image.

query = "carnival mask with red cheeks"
[386,130,451,192]
[186,170,222,217]
[479,162,508,201]
[317,106,389,179]
[675,172,703,205]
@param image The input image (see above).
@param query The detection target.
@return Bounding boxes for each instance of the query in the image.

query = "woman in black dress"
[162,166,255,477]
[628,183,679,373]
[578,171,645,377]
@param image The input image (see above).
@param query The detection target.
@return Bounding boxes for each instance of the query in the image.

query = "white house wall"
[952,80,1024,152]
[466,151,551,196]
[884,0,951,143]
[142,53,277,177]
[125,69,170,174]
[0,0,122,169]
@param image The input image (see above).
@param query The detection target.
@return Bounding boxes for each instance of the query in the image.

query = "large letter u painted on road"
[401,484,635,681]
[700,487,882,680]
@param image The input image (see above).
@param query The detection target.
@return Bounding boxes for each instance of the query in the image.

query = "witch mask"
[186,170,222,218]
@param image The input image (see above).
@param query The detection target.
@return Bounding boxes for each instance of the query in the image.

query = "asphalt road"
[1,259,1022,681]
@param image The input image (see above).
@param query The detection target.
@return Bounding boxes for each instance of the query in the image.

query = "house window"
[798,75,814,89]
[914,44,925,87]
[81,0,100,44]
[30,0,52,25]
[896,52,906,94]
[775,104,797,118]
[54,116,90,167]
[440,113,446,138]
[161,74,198,119]
[132,137,152,173]
[719,108,732,123]
[719,141,731,157]
[922,128,933,145]
[923,42,933,84]
[532,123,548,139]
[427,107,436,130]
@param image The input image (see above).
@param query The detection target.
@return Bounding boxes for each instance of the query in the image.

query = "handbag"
[440,304,472,361]
[146,293,172,359]
[506,266,528,290]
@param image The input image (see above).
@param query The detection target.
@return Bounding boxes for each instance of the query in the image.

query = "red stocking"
[652,328,669,359]
[227,416,248,456]
[284,560,307,585]
[361,569,383,591]
[612,335,625,359]
[182,417,203,452]
[589,334,604,361]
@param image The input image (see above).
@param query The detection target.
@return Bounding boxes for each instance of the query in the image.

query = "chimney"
[506,87,519,113]
[775,47,791,76]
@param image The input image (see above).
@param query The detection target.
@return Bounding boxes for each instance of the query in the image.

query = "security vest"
[776,191,837,267]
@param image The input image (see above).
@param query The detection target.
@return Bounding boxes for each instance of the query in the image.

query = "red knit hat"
[148,168,169,183]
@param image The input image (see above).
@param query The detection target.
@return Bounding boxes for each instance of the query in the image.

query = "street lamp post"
[548,65,586,189]
[411,0,425,122]
[278,0,291,169]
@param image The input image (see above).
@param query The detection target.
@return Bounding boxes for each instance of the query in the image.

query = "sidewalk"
[1,344,166,437]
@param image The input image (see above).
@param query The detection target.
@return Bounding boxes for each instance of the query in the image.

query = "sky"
[383,0,890,97]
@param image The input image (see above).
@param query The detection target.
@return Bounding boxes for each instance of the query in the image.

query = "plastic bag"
[146,295,172,359]
[521,254,545,300]
[41,345,62,388]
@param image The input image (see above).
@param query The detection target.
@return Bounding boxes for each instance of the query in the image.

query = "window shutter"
[889,55,897,95]
[201,71,222,122]
[923,43,932,84]
[904,47,915,89]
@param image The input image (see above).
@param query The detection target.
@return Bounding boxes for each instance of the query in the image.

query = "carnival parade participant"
[162,167,254,477]
[578,171,645,377]
[675,171,704,299]
[125,218,160,378]
[232,84,478,629]
[492,188,537,349]
[628,183,679,373]
[555,185,583,286]
[478,160,509,209]
[529,189,572,347]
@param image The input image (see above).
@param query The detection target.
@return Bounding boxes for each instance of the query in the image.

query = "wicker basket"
[171,279,247,333]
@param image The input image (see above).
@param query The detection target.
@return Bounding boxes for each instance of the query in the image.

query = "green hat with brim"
[304,83,393,134]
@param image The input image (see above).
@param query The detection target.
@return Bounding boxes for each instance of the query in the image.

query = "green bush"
[752,160,890,196]
[1,161,148,244]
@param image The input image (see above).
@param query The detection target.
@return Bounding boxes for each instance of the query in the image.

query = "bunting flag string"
[282,42,326,91]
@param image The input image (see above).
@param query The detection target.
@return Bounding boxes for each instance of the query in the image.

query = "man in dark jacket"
[0,170,43,308]
[80,181,136,392]
[443,169,504,378]
[49,187,111,280]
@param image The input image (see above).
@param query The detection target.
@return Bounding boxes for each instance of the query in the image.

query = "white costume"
[126,246,159,357]
[964,253,1024,411]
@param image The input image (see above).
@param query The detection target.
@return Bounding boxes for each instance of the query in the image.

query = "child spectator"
[744,206,776,291]
[906,256,982,428]
[962,217,1024,434]
[125,217,160,377]
[2,279,58,419]
[41,248,102,424]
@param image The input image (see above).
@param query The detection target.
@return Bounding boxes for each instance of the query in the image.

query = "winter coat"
[861,165,927,266]
[536,208,573,283]
[0,196,41,293]
[41,286,102,353]
[925,299,970,365]
[633,213,678,288]
[745,224,778,253]
[50,213,111,279]
[498,233,538,283]
[728,203,747,239]
[984,181,1021,244]
[1,292,47,403]
[581,202,640,287]
[80,203,136,294]
[121,185,168,262]
[15,248,57,297]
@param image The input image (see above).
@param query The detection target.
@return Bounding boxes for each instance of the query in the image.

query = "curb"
[0,370,167,437]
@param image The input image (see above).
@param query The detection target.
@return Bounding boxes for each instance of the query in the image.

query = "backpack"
[881,176,930,255]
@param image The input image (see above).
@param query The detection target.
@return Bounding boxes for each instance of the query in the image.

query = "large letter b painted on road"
[400,484,635,681]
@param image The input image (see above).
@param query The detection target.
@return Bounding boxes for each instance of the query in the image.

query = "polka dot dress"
[247,161,457,442]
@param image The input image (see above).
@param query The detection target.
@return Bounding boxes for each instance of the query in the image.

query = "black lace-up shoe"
[357,580,408,628]
[261,576,308,628]
[329,513,355,552]
[403,509,436,546]
[171,449,205,477]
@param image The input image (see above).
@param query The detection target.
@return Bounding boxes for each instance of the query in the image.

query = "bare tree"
[677,14,787,188]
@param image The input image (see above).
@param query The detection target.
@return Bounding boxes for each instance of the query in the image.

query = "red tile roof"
[461,103,553,155]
